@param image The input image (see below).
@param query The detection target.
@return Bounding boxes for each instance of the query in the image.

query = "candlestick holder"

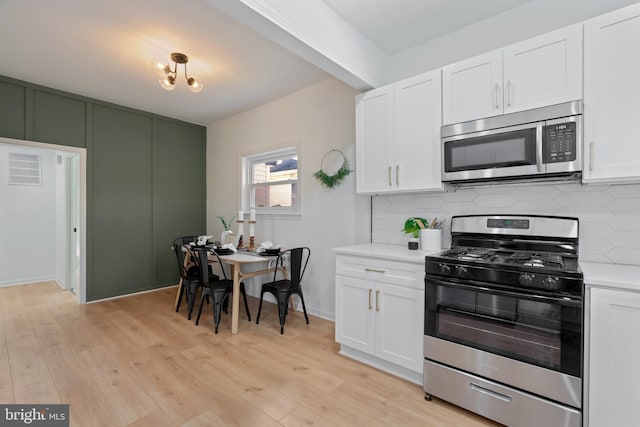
[248,220,256,251]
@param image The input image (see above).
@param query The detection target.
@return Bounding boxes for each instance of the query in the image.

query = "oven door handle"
[427,277,582,306]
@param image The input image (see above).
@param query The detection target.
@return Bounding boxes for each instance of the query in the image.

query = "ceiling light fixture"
[152,52,204,93]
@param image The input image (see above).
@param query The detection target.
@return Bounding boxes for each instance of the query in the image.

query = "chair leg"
[256,289,266,324]
[176,282,185,312]
[240,283,251,321]
[277,295,288,334]
[298,290,310,325]
[187,284,197,320]
[195,290,207,325]
[212,293,227,334]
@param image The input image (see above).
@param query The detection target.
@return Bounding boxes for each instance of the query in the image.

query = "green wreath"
[314,149,352,188]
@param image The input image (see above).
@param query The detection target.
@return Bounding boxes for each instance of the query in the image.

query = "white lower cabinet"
[586,285,640,426]
[335,254,424,384]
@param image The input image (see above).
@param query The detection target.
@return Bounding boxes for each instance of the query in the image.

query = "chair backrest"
[209,248,229,280]
[172,242,190,280]
[174,236,198,246]
[192,246,212,286]
[279,247,310,288]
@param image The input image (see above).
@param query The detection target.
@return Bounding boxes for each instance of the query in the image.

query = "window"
[244,147,299,215]
[8,152,42,186]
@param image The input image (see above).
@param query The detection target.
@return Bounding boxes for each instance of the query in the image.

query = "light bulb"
[187,77,204,93]
[151,58,169,77]
[159,75,176,91]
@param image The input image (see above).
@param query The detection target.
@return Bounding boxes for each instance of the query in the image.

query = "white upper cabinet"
[355,87,393,194]
[443,24,583,125]
[583,3,640,184]
[356,69,443,194]
[442,49,502,125]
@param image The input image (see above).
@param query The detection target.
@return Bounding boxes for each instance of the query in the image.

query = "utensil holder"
[420,229,442,251]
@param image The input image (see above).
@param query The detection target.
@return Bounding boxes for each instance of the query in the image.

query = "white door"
[442,49,502,125]
[394,70,443,192]
[503,24,582,114]
[588,287,640,427]
[356,87,393,194]
[335,275,375,354]
[583,3,640,184]
[66,154,80,294]
[375,283,424,372]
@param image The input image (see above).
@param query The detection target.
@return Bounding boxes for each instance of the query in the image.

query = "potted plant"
[217,214,235,244]
[402,217,428,250]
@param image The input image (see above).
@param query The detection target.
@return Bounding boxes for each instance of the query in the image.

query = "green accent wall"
[0,75,206,301]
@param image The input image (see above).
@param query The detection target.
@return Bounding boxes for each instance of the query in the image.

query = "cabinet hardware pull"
[388,166,392,186]
[368,289,372,310]
[364,268,385,273]
[507,81,512,106]
[375,290,380,311]
[470,383,512,403]
[589,142,594,171]
[396,165,399,186]
[495,84,500,109]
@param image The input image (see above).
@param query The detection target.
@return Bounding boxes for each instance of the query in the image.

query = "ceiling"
[0,0,532,126]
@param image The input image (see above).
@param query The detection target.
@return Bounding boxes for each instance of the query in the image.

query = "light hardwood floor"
[0,281,500,426]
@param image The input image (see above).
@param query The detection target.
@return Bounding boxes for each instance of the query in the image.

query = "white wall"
[372,182,640,266]
[388,0,640,82]
[0,144,58,286]
[207,77,370,320]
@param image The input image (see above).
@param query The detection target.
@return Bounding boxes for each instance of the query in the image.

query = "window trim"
[241,146,301,217]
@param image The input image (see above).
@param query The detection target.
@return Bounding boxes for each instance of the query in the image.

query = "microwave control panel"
[543,122,577,163]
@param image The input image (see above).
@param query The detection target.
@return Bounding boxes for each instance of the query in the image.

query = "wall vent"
[8,152,42,186]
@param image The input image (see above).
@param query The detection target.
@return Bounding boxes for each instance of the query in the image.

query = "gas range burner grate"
[443,248,496,261]
[507,252,564,269]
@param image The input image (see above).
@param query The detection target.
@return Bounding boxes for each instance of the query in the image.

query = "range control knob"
[542,276,559,290]
[519,273,534,287]
[455,265,468,277]
[438,263,451,275]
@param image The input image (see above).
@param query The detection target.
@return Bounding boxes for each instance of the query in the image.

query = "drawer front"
[336,255,423,288]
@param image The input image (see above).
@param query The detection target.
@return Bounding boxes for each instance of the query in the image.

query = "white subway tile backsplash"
[372,182,640,266]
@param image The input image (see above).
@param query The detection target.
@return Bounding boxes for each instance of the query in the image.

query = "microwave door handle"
[536,122,543,173]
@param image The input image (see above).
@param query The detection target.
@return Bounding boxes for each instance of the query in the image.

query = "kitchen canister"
[420,229,442,251]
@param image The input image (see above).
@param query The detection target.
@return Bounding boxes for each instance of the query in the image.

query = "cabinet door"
[335,275,375,354]
[375,282,424,372]
[394,70,443,192]
[356,87,393,193]
[503,25,582,115]
[442,50,502,125]
[588,287,640,427]
[583,4,640,184]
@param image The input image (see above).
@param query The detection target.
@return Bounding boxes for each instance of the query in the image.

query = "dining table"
[175,247,287,334]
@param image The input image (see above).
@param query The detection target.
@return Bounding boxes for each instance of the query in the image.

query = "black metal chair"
[172,237,206,319]
[194,247,252,333]
[256,247,310,334]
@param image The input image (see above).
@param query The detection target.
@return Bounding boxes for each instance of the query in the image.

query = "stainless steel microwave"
[441,101,582,185]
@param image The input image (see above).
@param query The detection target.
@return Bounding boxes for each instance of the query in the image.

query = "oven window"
[427,281,581,377]
[444,128,537,172]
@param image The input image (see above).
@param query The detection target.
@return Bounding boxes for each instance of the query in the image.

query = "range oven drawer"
[423,359,581,427]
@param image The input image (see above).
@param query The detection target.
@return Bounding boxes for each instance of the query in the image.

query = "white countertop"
[333,243,442,264]
[580,261,640,292]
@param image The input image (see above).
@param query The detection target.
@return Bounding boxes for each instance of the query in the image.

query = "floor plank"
[0,282,500,426]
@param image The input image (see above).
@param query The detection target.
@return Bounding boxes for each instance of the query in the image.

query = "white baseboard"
[0,276,57,288]
[87,284,179,304]
[338,345,423,386]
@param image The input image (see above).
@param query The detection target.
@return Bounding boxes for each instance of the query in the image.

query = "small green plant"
[402,217,428,238]
[217,214,235,230]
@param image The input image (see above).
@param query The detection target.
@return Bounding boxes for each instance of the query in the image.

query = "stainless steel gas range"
[423,215,583,427]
